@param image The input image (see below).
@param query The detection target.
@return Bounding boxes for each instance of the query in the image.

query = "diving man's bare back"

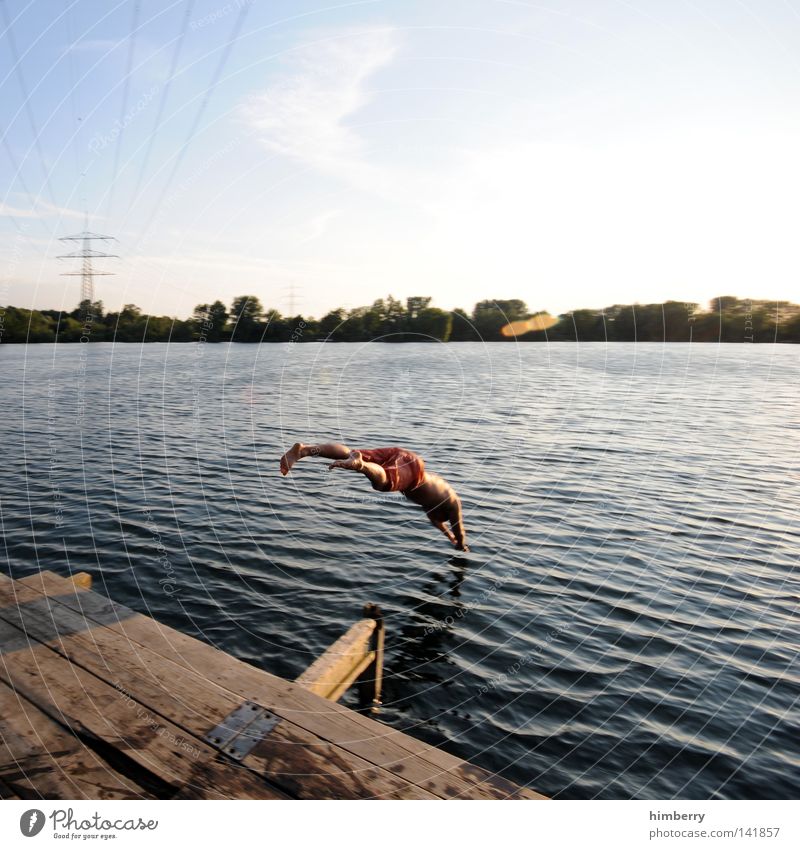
[280,441,468,551]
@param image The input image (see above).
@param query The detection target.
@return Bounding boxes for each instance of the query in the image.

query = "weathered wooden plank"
[0,577,433,800]
[0,775,20,799]
[17,571,545,799]
[2,751,149,801]
[70,572,93,590]
[9,576,463,793]
[0,635,290,800]
[14,571,547,799]
[0,680,150,799]
[242,718,432,800]
[0,615,288,800]
[0,630,288,800]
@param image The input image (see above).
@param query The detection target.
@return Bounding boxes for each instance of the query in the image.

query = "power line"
[132,0,196,204]
[140,3,250,244]
[1,137,53,238]
[64,1,83,184]
[0,0,60,208]
[1,0,83,238]
[105,0,141,220]
[59,1,181,221]
[0,0,36,88]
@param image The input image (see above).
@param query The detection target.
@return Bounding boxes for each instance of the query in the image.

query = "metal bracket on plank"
[203,700,280,761]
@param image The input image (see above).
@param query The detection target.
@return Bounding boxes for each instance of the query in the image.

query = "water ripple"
[1,341,798,798]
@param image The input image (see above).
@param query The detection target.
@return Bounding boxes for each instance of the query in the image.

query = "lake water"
[1,340,797,799]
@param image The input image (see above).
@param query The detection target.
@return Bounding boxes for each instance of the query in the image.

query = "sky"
[2,0,799,319]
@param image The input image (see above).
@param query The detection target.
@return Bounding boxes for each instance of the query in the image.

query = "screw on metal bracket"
[203,700,280,761]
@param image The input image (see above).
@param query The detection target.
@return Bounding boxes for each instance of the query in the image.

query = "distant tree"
[780,311,800,343]
[208,300,229,341]
[564,309,605,341]
[340,309,366,342]
[143,315,178,341]
[715,295,741,313]
[1,307,55,342]
[54,315,86,342]
[300,314,320,341]
[170,318,194,342]
[405,296,432,318]
[3,292,800,344]
[262,308,292,342]
[319,308,346,341]
[70,299,104,320]
[449,307,479,341]
[279,313,316,343]
[409,307,452,342]
[472,299,528,341]
[662,301,693,342]
[192,300,228,342]
[361,300,386,338]
[377,295,407,339]
[193,304,213,337]
[711,296,739,343]
[229,295,264,342]
[110,304,146,342]
[607,304,637,341]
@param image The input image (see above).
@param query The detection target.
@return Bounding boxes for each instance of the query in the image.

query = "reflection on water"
[1,341,798,798]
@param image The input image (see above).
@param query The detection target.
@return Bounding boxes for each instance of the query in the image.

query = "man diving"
[280,441,468,551]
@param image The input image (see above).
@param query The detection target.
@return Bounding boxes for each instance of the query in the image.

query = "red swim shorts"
[358,447,426,493]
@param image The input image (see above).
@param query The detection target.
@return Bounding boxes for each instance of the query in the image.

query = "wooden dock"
[0,570,546,800]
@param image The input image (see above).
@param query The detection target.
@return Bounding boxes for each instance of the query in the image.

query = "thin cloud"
[37,201,87,220]
[241,28,399,191]
[133,251,352,275]
[294,209,341,246]
[0,200,85,220]
[0,203,41,219]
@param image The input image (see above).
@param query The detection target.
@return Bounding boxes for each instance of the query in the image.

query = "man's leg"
[328,451,390,491]
[451,515,468,552]
[280,441,351,475]
[429,515,458,546]
[446,501,468,551]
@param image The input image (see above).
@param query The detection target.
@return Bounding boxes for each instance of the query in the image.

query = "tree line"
[1,294,798,344]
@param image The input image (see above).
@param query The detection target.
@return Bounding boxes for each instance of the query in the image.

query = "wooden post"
[357,604,384,713]
[295,619,376,701]
[295,603,385,708]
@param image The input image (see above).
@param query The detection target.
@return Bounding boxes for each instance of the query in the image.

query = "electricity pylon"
[283,281,302,315]
[58,216,118,304]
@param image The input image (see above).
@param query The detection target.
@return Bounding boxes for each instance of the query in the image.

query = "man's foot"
[328,450,364,472]
[280,442,306,475]
[452,534,469,552]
